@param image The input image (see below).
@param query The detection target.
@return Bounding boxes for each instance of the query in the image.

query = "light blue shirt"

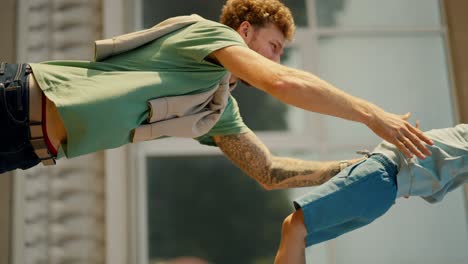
[373,124,468,203]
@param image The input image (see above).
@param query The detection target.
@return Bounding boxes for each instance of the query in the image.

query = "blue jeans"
[0,63,40,174]
[294,154,398,246]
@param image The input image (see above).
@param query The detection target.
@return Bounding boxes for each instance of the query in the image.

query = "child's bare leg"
[274,209,307,264]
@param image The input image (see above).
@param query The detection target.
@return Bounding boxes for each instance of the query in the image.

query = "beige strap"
[132,72,231,142]
[147,85,218,123]
[0,62,5,75]
[94,14,204,61]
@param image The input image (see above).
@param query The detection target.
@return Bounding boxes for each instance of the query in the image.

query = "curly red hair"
[220,0,295,41]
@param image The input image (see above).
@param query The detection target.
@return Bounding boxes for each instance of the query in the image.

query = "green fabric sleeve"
[170,20,248,63]
[195,95,251,146]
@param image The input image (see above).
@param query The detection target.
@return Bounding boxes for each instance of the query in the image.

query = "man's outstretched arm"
[214,132,364,190]
[211,45,433,159]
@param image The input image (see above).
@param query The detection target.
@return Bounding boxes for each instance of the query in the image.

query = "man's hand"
[367,111,433,159]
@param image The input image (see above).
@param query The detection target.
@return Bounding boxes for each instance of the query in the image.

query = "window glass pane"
[315,0,441,28]
[233,47,305,132]
[282,0,308,27]
[316,35,453,147]
[231,82,288,131]
[146,155,291,264]
[143,0,225,28]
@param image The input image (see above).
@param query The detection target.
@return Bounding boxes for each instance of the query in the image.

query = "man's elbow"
[246,166,277,191]
[259,182,276,191]
[262,183,282,191]
[256,171,279,191]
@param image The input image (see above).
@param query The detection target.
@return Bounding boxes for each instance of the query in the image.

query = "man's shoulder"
[187,18,236,33]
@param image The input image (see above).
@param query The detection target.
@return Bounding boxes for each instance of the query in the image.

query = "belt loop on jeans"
[356,149,371,158]
[25,64,32,74]
[27,64,56,166]
[0,62,5,75]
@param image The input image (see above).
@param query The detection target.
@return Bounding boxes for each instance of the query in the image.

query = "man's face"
[240,22,286,63]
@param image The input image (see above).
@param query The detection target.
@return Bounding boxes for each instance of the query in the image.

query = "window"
[146,155,290,263]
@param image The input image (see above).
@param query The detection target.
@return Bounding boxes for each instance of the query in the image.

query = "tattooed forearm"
[214,132,273,187]
[214,132,359,190]
[268,157,342,189]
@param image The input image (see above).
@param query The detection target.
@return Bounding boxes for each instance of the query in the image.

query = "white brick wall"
[15,1,105,263]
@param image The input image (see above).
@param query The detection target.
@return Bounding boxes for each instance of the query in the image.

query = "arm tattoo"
[214,132,349,190]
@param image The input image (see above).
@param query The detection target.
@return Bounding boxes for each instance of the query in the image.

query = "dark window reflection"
[315,0,345,27]
[282,0,308,27]
[146,155,291,264]
[231,82,287,131]
[143,0,225,28]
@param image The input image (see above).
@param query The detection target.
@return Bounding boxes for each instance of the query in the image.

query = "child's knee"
[282,210,307,238]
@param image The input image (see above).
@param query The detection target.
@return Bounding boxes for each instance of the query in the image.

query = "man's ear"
[237,21,253,41]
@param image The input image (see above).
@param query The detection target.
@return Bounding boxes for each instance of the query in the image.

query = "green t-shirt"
[30,20,251,158]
